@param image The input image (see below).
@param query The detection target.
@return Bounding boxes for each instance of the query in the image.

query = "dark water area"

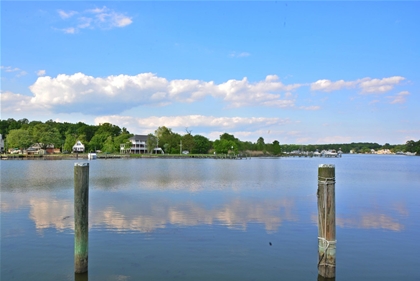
[1,155,419,281]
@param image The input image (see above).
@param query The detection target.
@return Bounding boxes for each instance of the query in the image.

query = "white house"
[120,135,164,154]
[73,140,85,152]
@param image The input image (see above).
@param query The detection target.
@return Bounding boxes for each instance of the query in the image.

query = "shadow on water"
[75,273,88,281]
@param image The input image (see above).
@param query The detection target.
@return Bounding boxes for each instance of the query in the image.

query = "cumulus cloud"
[389,91,410,104]
[310,79,357,92]
[27,72,302,114]
[311,76,405,94]
[0,91,45,113]
[56,6,132,33]
[216,75,300,108]
[95,115,290,136]
[36,70,46,76]
[359,76,405,93]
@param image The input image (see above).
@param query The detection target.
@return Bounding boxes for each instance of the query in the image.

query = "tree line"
[1,118,419,155]
[1,118,131,153]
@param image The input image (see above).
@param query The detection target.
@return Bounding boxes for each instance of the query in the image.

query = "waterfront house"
[26,147,39,155]
[73,141,85,153]
[120,134,164,154]
[26,143,59,155]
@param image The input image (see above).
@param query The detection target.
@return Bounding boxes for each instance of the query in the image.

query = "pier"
[284,150,343,158]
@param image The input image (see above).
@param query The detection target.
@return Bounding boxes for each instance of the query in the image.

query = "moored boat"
[88,152,97,160]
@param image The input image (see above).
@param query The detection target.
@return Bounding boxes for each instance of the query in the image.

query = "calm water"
[1,155,419,281]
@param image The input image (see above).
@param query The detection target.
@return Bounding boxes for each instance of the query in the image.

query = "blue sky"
[1,1,419,144]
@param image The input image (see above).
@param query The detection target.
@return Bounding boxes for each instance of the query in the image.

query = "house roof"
[129,135,149,142]
[73,141,85,147]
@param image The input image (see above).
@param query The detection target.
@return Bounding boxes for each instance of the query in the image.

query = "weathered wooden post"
[74,163,89,274]
[317,164,336,279]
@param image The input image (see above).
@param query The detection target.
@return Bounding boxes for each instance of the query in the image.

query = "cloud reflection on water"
[29,198,74,231]
[6,193,409,234]
[337,214,404,231]
[1,190,409,234]
[311,210,406,232]
[24,196,297,234]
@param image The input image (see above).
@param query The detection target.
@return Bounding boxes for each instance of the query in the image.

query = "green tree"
[89,133,109,152]
[272,140,281,155]
[102,136,115,153]
[192,135,211,154]
[6,129,33,151]
[32,123,62,149]
[96,123,121,137]
[63,133,77,152]
[155,126,181,154]
[79,124,97,142]
[257,137,265,151]
[213,139,237,154]
[219,133,242,151]
[220,133,237,142]
[147,134,158,154]
[113,132,133,153]
[181,134,195,153]
[405,140,415,152]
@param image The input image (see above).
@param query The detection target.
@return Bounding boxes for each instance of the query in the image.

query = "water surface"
[1,155,419,280]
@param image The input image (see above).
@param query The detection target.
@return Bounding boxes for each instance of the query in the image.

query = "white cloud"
[58,10,78,19]
[1,65,27,77]
[1,66,21,73]
[93,115,296,141]
[95,115,289,136]
[299,105,321,110]
[316,136,352,143]
[58,27,76,34]
[36,70,46,76]
[56,6,132,34]
[0,91,45,113]
[216,75,300,108]
[359,76,405,94]
[310,79,357,92]
[16,71,27,77]
[296,137,311,144]
[87,6,133,28]
[389,91,410,104]
[77,17,92,29]
[310,76,405,94]
[229,51,251,58]
[27,72,302,114]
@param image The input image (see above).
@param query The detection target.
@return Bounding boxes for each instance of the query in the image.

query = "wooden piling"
[74,163,89,273]
[317,164,336,279]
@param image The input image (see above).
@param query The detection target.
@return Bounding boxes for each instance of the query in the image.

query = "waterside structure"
[285,149,343,158]
[120,135,164,154]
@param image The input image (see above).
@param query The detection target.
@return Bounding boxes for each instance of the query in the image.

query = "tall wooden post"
[74,163,89,273]
[317,164,336,279]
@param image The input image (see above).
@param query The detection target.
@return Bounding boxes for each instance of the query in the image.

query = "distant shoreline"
[2,152,416,161]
